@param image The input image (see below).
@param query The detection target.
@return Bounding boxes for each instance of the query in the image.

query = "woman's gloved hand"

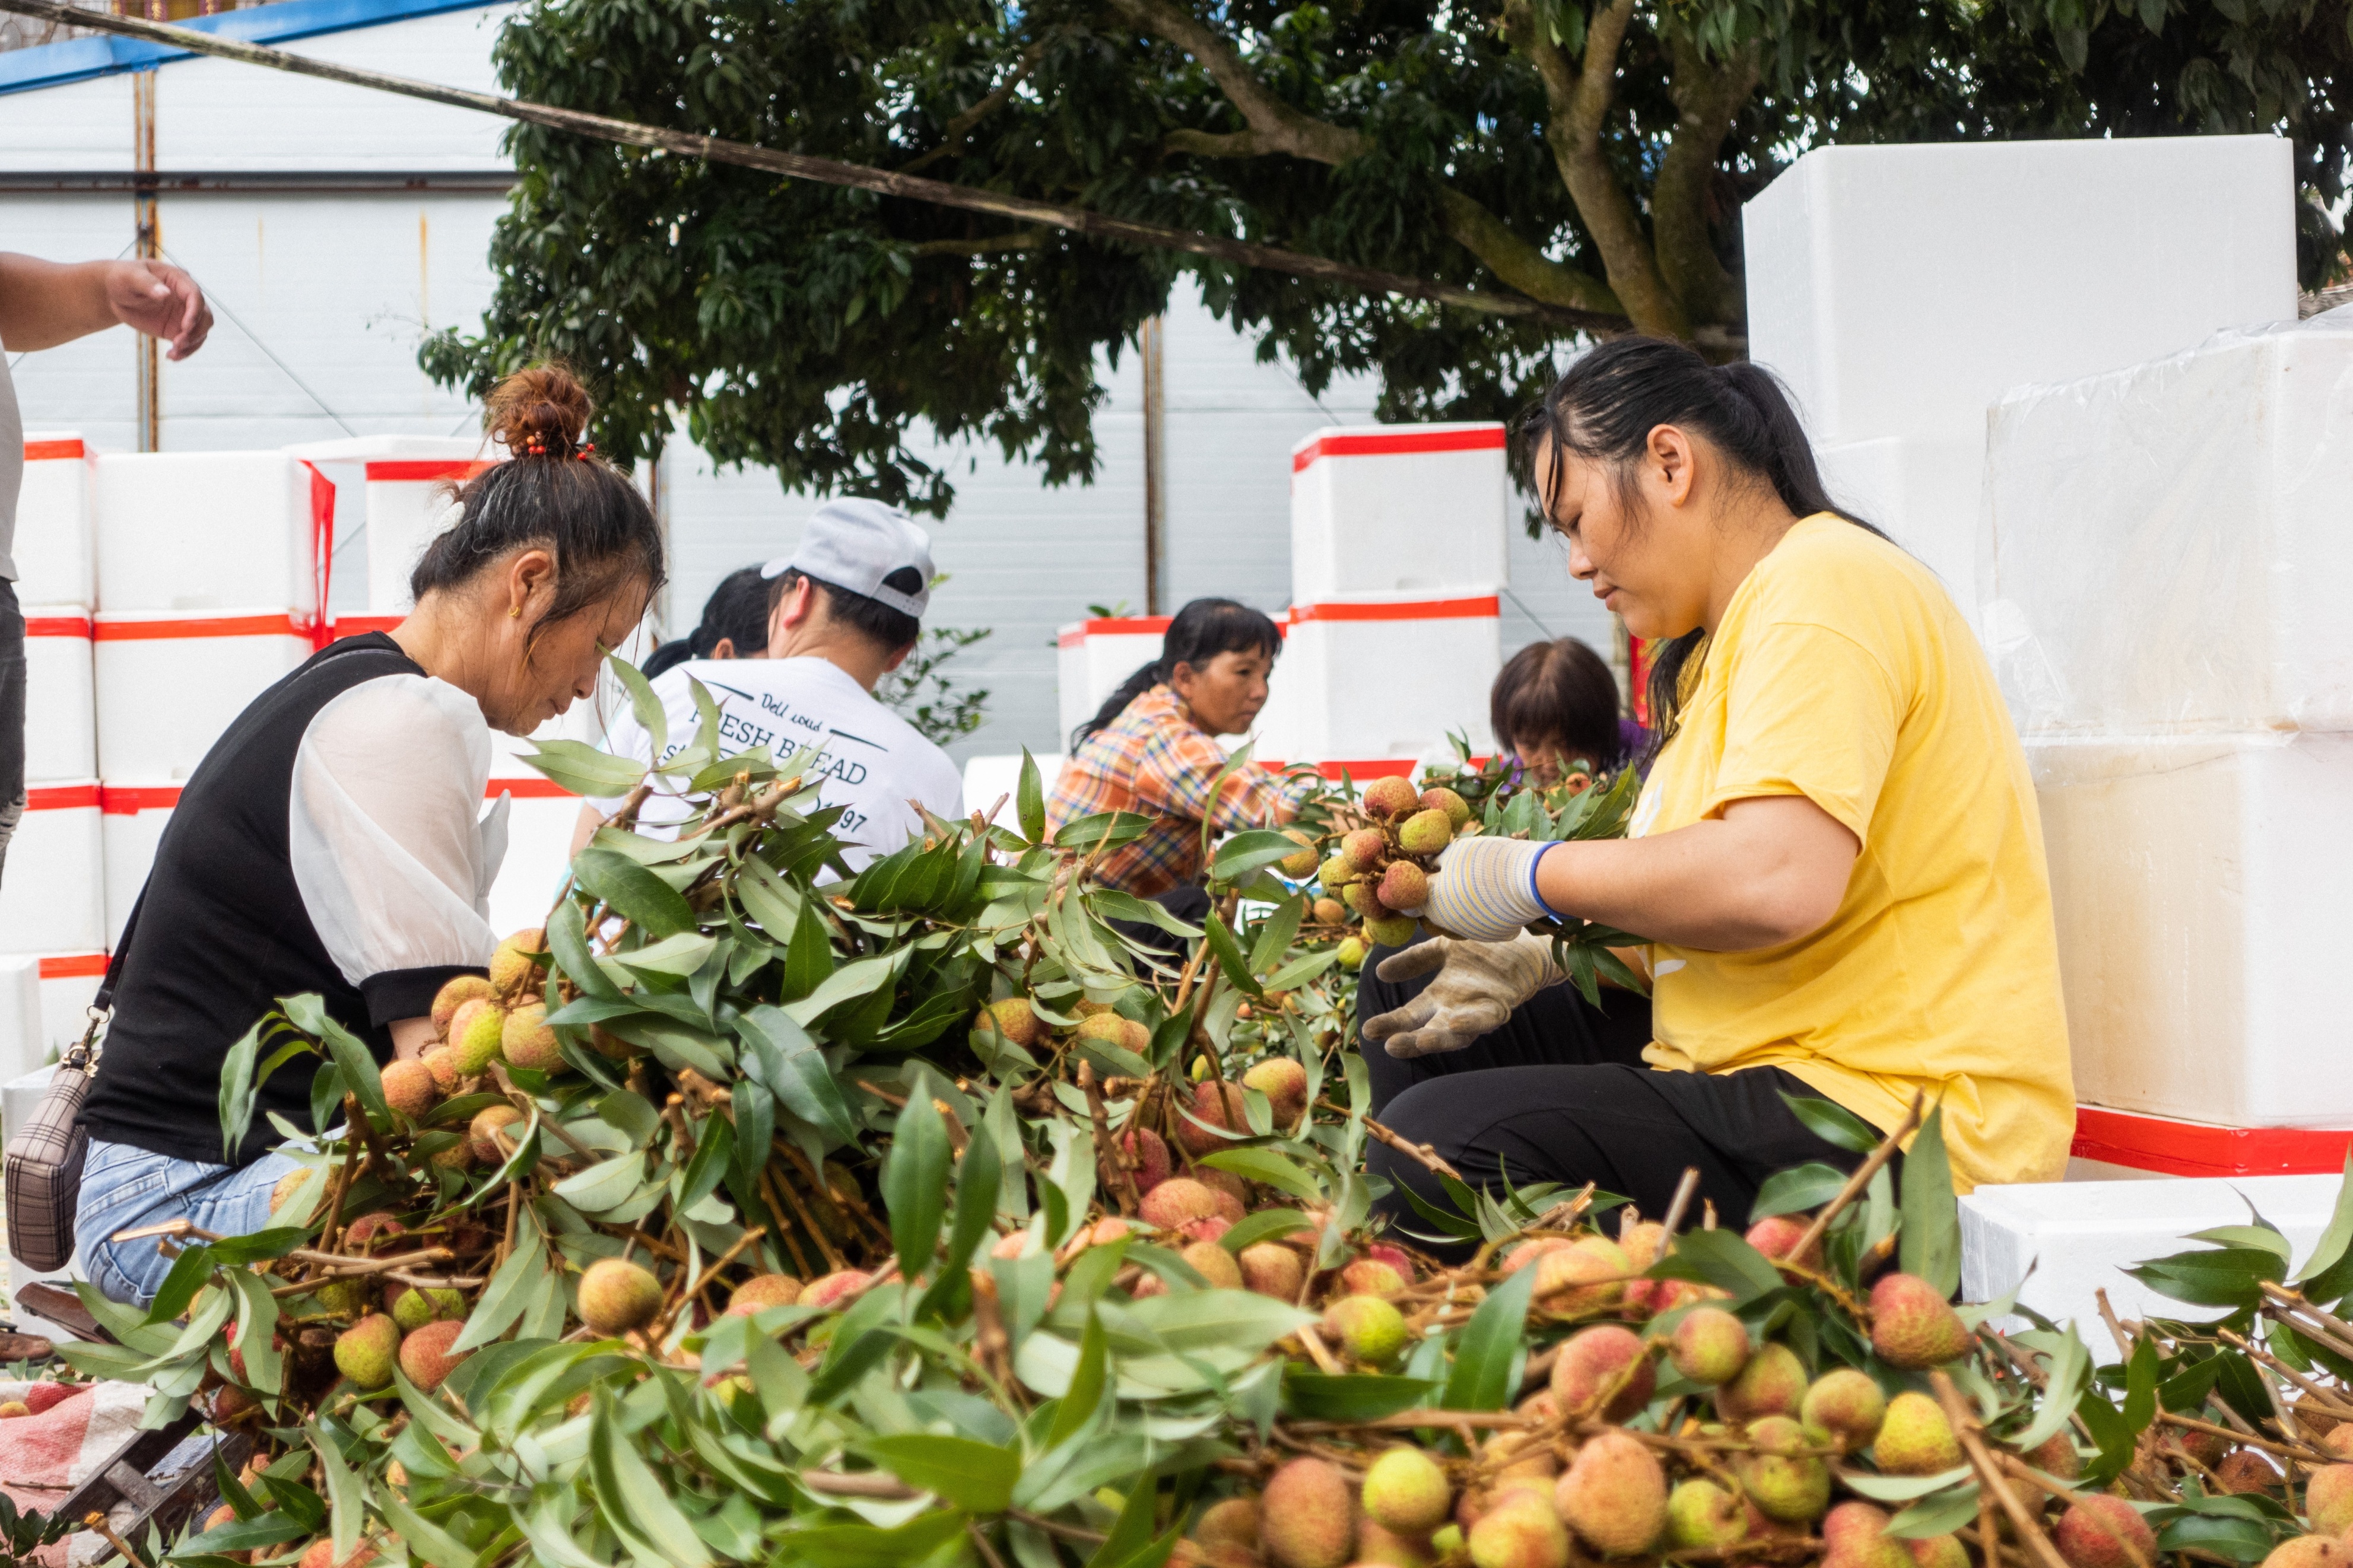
[1410,834,1561,943]
[1360,933,1565,1058]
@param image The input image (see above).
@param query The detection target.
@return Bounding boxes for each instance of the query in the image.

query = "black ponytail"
[1518,338,1883,750]
[643,565,771,678]
[1071,597,1284,748]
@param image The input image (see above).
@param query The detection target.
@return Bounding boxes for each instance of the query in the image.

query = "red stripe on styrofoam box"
[2071,1104,2353,1177]
[1290,425,1506,473]
[100,784,180,814]
[1058,616,1173,647]
[25,616,91,640]
[332,616,404,639]
[1289,596,1500,624]
[38,953,107,979]
[94,613,303,641]
[488,777,576,800]
[23,439,84,462]
[27,784,98,810]
[364,459,493,482]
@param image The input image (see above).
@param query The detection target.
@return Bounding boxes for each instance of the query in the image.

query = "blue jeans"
[75,1140,297,1308]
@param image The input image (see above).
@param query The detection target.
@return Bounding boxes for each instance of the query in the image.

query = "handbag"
[5,895,138,1273]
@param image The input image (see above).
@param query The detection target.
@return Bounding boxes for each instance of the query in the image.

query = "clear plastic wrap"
[1982,308,2353,734]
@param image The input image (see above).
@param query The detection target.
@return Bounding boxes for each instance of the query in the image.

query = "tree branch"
[1651,29,1758,330]
[1437,189,1622,317]
[899,40,1050,176]
[912,231,1049,256]
[1104,0,1368,166]
[1505,0,1692,339]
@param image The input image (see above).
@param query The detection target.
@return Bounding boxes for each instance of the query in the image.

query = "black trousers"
[1357,940,1885,1260]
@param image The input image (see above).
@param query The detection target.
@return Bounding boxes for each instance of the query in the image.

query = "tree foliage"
[420,0,2352,514]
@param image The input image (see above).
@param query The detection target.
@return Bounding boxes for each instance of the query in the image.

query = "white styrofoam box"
[363,453,495,615]
[960,753,1065,831]
[1056,616,1169,748]
[2028,731,2353,1128]
[1,1064,79,1333]
[485,789,579,940]
[94,610,310,780]
[14,433,93,608]
[0,783,102,955]
[1963,1173,2339,1331]
[1746,136,2296,451]
[1811,437,1982,635]
[92,451,320,619]
[34,952,105,1062]
[99,781,176,947]
[1983,313,2353,735]
[1271,595,1501,761]
[22,609,93,784]
[0,956,43,1083]
[1289,424,1509,603]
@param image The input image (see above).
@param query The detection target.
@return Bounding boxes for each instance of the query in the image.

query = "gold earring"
[509,605,521,618]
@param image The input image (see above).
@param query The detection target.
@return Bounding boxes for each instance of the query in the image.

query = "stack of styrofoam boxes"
[1056,615,1171,746]
[1255,424,1504,769]
[281,433,490,641]
[1744,135,2298,641]
[0,437,105,1076]
[88,452,320,953]
[1982,311,2353,1184]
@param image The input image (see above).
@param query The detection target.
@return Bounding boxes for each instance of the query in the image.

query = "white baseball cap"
[761,498,934,617]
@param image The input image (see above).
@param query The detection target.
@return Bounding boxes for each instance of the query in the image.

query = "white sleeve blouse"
[288,673,505,1009]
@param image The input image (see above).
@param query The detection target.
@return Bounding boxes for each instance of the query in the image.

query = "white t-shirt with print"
[591,656,963,870]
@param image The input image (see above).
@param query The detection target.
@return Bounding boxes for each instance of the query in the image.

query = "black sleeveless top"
[81,634,487,1166]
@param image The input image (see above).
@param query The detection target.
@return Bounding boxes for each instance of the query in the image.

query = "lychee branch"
[1786,1090,1925,1268]
[1928,1369,2070,1568]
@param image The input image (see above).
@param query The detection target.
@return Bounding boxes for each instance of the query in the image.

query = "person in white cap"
[576,498,964,870]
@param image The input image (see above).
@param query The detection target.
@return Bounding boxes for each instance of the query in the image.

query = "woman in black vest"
[74,364,663,1306]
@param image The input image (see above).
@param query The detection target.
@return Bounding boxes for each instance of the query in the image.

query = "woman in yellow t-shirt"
[1365,337,2072,1245]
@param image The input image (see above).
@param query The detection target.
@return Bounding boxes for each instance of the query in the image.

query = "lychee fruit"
[725,1274,804,1316]
[2024,1429,2083,1480]
[1737,1416,1830,1524]
[1260,1458,1355,1568]
[488,927,548,1000]
[1313,897,1347,925]
[1337,1257,1405,1297]
[1365,1241,1416,1282]
[421,1047,462,1095]
[1800,1367,1887,1452]
[446,998,508,1076]
[1241,1057,1309,1126]
[1361,776,1418,820]
[1668,1306,1750,1386]
[1420,787,1471,830]
[397,1318,470,1392]
[1341,829,1389,872]
[1906,1537,1970,1568]
[1179,1080,1249,1155]
[1323,1295,1408,1366]
[1182,1241,1244,1290]
[1336,937,1367,970]
[1549,1324,1655,1420]
[501,1003,563,1071]
[1530,1236,1630,1318]
[1554,1430,1666,1556]
[430,973,494,1036]
[468,1104,524,1164]
[1193,1497,1259,1552]
[380,1058,438,1121]
[343,1212,405,1252]
[389,1283,464,1331]
[1240,1243,1305,1301]
[1138,1176,1230,1233]
[1500,1238,1567,1275]
[269,1168,312,1214]
[1716,1340,1806,1422]
[1345,882,1389,921]
[1363,913,1418,947]
[332,1313,399,1389]
[1466,1490,1567,1568]
[1119,1126,1173,1194]
[980,996,1040,1048]
[1821,1502,1910,1568]
[1278,831,1320,879]
[2215,1448,2279,1493]
[1377,862,1429,911]
[1319,854,1358,890]
[801,1270,870,1310]
[1361,1446,1452,1535]
[1868,1273,1973,1369]
[2263,1540,2353,1568]
[577,1257,663,1335]
[1663,1478,1747,1551]
[2052,1494,2156,1568]
[1395,810,1453,857]
[1355,1519,1433,1568]
[2308,1466,2353,1534]
[1744,1214,1821,1268]
[1872,1391,1963,1476]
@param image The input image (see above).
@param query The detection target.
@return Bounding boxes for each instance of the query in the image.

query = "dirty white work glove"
[1414,835,1563,943]
[1360,933,1565,1058]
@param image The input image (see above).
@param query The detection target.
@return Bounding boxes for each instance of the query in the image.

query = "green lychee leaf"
[1897,1104,1960,1296]
[1440,1262,1534,1411]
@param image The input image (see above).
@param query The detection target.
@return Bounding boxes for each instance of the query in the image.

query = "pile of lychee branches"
[50,659,2353,1568]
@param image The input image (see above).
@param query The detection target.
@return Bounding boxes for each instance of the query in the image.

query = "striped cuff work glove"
[1360,934,1566,1057]
[1414,834,1562,943]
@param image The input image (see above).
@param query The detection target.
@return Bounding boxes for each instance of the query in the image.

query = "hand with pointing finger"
[104,259,211,360]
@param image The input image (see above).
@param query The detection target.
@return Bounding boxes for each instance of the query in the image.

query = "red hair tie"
[576,442,595,460]
[525,441,547,455]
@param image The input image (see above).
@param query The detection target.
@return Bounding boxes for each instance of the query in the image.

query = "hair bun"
[485,362,593,459]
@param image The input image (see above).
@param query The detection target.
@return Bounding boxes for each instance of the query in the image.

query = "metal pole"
[132,66,158,453]
[1139,315,1165,616]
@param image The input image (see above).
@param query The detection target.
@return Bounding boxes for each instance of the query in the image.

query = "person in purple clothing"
[1490,635,1644,781]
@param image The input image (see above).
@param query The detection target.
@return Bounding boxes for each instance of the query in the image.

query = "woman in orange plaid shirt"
[1047,598,1309,900]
